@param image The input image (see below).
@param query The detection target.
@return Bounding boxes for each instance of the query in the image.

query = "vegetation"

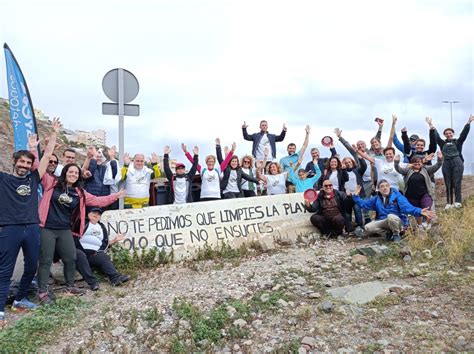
[0,297,86,353]
[110,244,173,276]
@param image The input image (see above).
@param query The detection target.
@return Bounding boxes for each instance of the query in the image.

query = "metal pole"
[118,68,125,210]
[450,102,453,129]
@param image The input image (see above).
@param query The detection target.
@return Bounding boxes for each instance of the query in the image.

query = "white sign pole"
[118,68,125,210]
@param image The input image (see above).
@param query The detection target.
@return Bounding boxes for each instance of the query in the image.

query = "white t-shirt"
[79,223,104,251]
[374,159,402,190]
[265,172,287,195]
[328,171,339,190]
[224,170,240,194]
[174,177,187,204]
[200,168,221,199]
[256,134,272,161]
[54,164,64,177]
[241,167,257,191]
[345,170,358,194]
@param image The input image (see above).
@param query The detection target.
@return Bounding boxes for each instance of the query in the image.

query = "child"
[74,208,129,290]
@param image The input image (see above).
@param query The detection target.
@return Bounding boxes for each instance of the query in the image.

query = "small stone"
[233,344,240,351]
[276,260,284,265]
[301,336,317,348]
[111,326,126,337]
[320,264,331,270]
[418,263,430,268]
[447,270,459,276]
[272,284,282,291]
[294,277,307,286]
[233,319,247,328]
[399,246,412,257]
[466,266,474,272]
[260,293,270,302]
[422,249,433,259]
[375,270,389,279]
[403,255,412,263]
[409,267,421,277]
[351,254,368,265]
[389,286,405,294]
[277,299,288,307]
[243,340,253,346]
[252,319,263,329]
[377,339,389,346]
[226,306,236,317]
[324,280,333,287]
[179,319,190,330]
[321,300,333,313]
[197,339,209,347]
[308,292,321,299]
[431,311,439,318]
[298,346,307,354]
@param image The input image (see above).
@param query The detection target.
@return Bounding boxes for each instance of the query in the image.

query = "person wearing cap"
[304,180,352,237]
[352,180,435,242]
[242,120,287,162]
[401,121,437,165]
[121,152,161,208]
[432,115,473,209]
[163,145,199,204]
[74,208,129,290]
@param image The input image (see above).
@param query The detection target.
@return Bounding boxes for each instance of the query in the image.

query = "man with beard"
[0,119,60,327]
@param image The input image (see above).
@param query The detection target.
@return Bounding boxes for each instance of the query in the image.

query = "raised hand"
[150,152,159,164]
[123,153,131,165]
[51,117,62,133]
[231,142,236,152]
[376,118,384,127]
[424,153,434,162]
[83,170,92,179]
[108,145,117,160]
[305,125,311,134]
[164,145,171,155]
[425,117,433,127]
[394,154,401,163]
[401,127,407,133]
[468,114,474,124]
[215,138,221,145]
[392,115,398,125]
[283,123,287,131]
[87,146,97,159]
[437,151,443,160]
[242,121,248,129]
[223,146,229,156]
[181,143,187,153]
[28,133,40,150]
[334,128,342,138]
[192,146,199,155]
[256,160,264,169]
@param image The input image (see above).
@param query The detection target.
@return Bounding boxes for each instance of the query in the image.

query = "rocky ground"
[32,233,473,353]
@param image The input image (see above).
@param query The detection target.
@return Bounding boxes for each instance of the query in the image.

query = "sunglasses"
[323,184,333,187]
[243,160,251,164]
[49,160,59,165]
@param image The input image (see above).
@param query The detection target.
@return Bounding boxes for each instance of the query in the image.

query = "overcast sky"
[1,0,473,172]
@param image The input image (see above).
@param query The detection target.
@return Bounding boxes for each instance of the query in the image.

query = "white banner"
[101,193,314,260]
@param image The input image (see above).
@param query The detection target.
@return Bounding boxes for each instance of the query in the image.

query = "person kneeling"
[75,208,129,290]
[304,180,351,237]
[352,180,435,243]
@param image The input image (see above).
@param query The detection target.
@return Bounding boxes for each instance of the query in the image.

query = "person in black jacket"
[304,180,352,237]
[74,208,129,290]
[401,120,437,165]
[432,115,473,209]
[216,140,260,198]
[163,145,199,204]
[242,120,286,162]
[305,146,337,179]
[320,157,349,191]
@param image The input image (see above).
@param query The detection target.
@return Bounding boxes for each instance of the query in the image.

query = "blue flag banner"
[3,43,38,151]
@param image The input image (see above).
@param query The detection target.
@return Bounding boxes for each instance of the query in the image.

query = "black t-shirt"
[44,187,80,230]
[406,172,427,199]
[0,170,40,226]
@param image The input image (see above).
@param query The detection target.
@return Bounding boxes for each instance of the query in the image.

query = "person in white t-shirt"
[256,161,288,195]
[357,146,403,191]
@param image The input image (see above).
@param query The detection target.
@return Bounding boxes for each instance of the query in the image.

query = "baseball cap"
[409,134,419,141]
[175,163,185,169]
[88,207,103,214]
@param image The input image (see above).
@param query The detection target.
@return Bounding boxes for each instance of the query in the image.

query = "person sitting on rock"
[351,179,435,243]
[304,180,352,237]
[74,208,129,290]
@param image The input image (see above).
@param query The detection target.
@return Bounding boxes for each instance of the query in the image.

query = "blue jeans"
[0,224,40,311]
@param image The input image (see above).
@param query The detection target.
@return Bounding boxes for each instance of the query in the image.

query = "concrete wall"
[101,193,315,261]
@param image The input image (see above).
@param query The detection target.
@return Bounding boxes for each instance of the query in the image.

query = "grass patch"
[192,240,265,263]
[0,297,86,352]
[110,244,173,275]
[366,294,402,311]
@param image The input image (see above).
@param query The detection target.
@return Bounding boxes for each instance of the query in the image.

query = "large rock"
[327,281,412,305]
[355,244,390,257]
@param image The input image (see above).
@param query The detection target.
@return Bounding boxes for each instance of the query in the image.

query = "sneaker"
[38,292,55,305]
[385,230,393,241]
[354,226,365,238]
[12,298,38,312]
[392,234,402,243]
[444,204,453,211]
[454,202,462,209]
[0,312,6,328]
[111,274,130,287]
[119,275,130,284]
[64,286,86,296]
[90,283,100,291]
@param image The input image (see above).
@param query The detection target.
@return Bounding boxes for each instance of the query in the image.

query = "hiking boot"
[38,292,55,305]
[454,202,462,209]
[12,298,38,312]
[119,275,130,284]
[90,283,100,291]
[354,226,365,238]
[63,286,86,296]
[111,274,130,287]
[385,231,393,241]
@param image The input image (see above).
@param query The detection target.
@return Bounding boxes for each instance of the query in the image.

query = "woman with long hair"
[395,152,443,229]
[37,163,125,303]
[320,156,349,191]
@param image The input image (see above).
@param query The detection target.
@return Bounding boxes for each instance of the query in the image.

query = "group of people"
[0,113,472,327]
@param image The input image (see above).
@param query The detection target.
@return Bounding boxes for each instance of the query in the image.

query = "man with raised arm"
[242,120,287,162]
[121,152,161,208]
[0,118,61,327]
